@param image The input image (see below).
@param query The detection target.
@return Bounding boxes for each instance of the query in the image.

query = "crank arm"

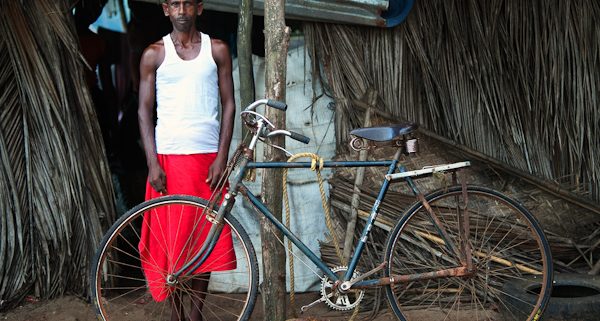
[300,292,333,313]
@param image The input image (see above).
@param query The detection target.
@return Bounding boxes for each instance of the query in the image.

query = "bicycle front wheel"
[91,195,259,321]
[384,186,552,321]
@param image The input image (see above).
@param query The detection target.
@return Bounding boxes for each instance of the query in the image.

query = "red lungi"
[138,153,236,302]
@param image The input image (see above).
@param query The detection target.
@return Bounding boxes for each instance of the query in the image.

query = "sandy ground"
[0,293,500,321]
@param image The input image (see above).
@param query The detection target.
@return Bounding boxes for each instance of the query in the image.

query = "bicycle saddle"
[350,122,418,142]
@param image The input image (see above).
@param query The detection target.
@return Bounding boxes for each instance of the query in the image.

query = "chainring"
[320,266,365,311]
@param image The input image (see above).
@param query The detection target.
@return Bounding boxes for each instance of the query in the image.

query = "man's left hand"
[206,155,227,190]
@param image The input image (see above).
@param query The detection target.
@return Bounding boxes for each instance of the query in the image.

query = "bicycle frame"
[172,147,459,287]
[240,157,400,283]
[170,101,467,290]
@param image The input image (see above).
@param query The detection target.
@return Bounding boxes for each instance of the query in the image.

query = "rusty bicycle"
[91,99,553,321]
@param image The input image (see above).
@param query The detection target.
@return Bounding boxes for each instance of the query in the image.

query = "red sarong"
[138,153,236,302]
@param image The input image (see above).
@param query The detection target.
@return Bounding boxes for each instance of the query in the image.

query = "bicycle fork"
[167,149,253,284]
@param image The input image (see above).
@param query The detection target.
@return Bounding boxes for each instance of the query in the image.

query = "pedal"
[300,293,332,313]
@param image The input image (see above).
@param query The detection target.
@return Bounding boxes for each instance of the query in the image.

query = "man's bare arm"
[138,42,167,193]
[206,39,235,188]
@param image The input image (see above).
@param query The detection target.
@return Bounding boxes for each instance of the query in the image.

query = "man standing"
[137,1,236,320]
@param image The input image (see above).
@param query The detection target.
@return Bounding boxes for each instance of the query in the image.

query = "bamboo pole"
[342,93,375,262]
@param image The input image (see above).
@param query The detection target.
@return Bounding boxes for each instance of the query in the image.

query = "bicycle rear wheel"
[91,195,259,321]
[384,186,552,321]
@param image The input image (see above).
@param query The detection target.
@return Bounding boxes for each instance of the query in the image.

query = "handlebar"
[244,99,287,112]
[242,99,310,145]
[266,130,311,144]
[266,100,287,111]
[289,131,311,144]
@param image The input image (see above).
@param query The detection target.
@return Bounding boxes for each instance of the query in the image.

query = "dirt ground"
[0,294,391,321]
[0,293,499,321]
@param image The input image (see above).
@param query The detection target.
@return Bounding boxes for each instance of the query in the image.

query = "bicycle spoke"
[385,187,551,321]
[91,197,258,321]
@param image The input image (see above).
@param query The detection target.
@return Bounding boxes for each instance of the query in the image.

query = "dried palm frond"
[0,0,115,310]
[305,0,600,206]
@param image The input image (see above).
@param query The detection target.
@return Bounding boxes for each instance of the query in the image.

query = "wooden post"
[261,0,290,320]
[238,0,256,180]
[237,0,254,115]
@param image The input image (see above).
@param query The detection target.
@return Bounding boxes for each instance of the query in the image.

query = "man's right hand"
[148,164,167,194]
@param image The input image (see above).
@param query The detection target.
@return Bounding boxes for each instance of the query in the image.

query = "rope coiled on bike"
[283,152,360,320]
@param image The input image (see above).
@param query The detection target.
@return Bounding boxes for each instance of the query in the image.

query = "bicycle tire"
[383,185,553,321]
[90,195,259,321]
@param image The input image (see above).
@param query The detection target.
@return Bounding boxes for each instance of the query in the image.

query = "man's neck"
[170,29,200,47]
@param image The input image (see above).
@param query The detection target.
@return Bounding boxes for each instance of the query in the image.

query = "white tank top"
[155,32,219,154]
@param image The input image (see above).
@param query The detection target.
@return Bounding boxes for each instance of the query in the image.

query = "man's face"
[162,0,203,31]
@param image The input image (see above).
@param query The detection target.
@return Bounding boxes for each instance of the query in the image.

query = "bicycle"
[91,99,553,321]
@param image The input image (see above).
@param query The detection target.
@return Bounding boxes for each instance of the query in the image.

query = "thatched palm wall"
[305,0,599,204]
[0,1,115,310]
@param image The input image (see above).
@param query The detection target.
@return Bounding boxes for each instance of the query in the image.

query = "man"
[137,1,236,320]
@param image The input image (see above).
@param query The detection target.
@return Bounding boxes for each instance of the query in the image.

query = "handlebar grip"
[290,131,311,144]
[266,100,287,111]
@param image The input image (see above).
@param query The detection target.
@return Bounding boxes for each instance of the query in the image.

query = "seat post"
[393,145,403,162]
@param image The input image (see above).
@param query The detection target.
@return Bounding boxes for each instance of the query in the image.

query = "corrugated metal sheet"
[134,0,414,27]
[205,0,388,27]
